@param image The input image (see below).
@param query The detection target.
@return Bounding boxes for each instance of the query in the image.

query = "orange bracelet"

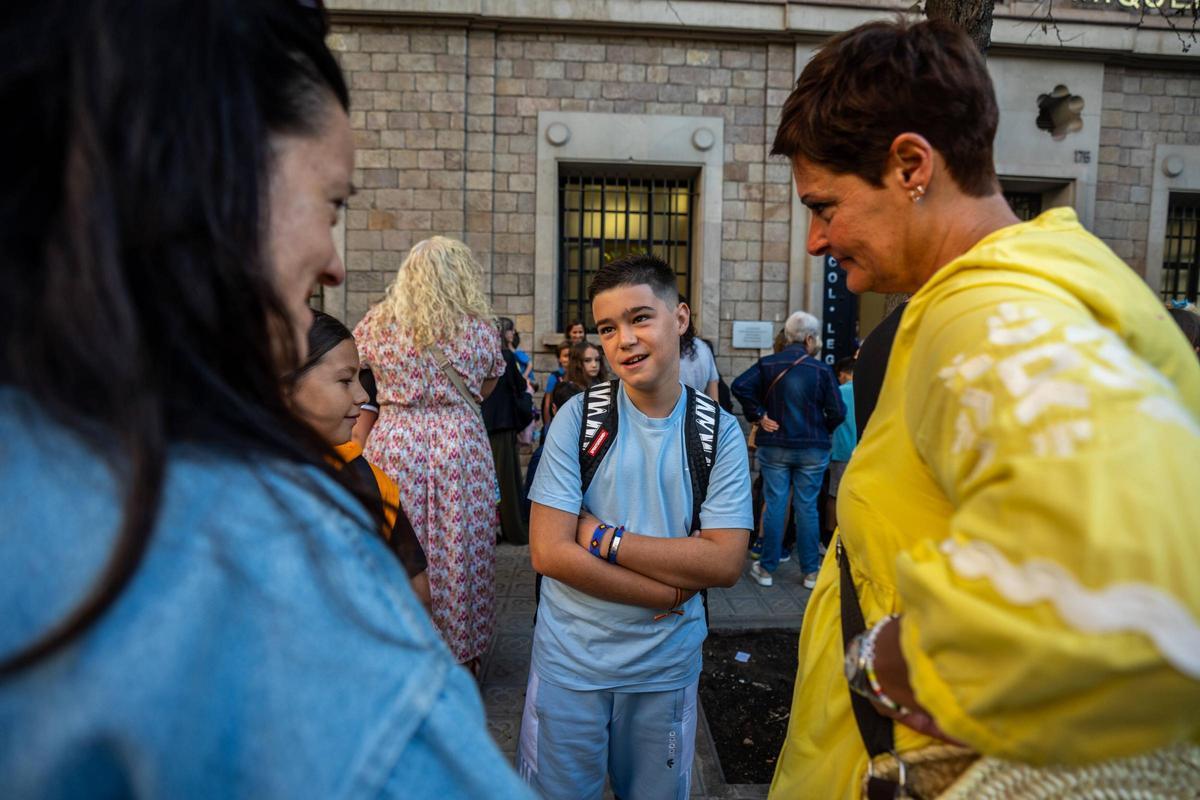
[654,587,686,621]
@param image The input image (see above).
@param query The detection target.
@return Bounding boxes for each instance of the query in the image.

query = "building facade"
[321,0,1200,382]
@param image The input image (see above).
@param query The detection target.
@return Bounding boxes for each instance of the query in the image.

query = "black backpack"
[578,379,721,534]
[531,379,724,619]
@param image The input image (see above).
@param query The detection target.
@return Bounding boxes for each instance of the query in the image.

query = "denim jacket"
[731,344,846,450]
[0,389,533,800]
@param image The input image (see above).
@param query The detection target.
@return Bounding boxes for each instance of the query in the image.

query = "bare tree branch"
[1020,0,1078,47]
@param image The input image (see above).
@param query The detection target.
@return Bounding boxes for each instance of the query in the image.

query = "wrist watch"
[843,631,875,701]
[844,616,910,715]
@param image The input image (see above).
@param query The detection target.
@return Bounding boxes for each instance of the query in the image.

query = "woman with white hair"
[354,236,504,676]
[732,311,846,589]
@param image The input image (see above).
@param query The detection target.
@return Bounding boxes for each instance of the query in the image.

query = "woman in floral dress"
[354,236,504,673]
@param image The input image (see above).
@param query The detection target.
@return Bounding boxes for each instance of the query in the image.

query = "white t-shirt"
[678,338,719,393]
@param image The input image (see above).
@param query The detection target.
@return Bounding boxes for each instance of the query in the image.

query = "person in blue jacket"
[0,3,533,798]
[732,311,845,589]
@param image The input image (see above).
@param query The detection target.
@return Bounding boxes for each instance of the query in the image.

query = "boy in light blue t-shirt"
[521,254,753,800]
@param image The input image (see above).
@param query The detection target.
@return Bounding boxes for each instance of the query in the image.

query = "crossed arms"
[529,503,748,609]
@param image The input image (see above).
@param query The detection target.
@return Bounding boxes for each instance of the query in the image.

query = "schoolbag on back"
[531,379,724,620]
[578,379,720,534]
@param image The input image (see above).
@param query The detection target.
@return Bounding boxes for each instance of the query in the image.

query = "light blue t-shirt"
[0,390,533,800]
[513,348,533,384]
[529,382,752,693]
[830,380,857,462]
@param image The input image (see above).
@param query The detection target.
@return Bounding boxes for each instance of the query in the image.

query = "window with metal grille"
[558,172,695,331]
[1162,193,1200,304]
[1004,191,1043,222]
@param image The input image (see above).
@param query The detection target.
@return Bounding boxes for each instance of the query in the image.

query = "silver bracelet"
[606,525,625,563]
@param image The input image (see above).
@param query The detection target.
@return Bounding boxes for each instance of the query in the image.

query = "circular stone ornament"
[546,122,571,147]
[1163,155,1184,178]
[692,127,715,152]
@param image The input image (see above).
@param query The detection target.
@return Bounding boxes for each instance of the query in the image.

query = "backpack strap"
[683,386,720,534]
[578,378,620,495]
[577,380,720,535]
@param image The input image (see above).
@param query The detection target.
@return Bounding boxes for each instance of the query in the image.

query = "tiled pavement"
[480,543,815,799]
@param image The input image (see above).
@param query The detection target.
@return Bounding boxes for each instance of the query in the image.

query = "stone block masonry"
[327,21,1186,392]
[328,23,794,386]
[1095,65,1200,273]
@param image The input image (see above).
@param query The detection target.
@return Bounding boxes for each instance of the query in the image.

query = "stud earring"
[909,184,925,203]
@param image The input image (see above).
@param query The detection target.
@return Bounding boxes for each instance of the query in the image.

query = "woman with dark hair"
[483,317,533,546]
[0,3,531,797]
[768,18,1200,799]
[566,319,587,344]
[499,317,536,389]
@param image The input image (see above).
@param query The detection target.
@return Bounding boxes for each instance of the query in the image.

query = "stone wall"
[327,19,1196,384]
[1095,65,1200,274]
[328,23,795,380]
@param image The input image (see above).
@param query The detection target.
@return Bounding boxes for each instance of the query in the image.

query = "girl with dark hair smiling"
[0,2,532,797]
[288,311,432,611]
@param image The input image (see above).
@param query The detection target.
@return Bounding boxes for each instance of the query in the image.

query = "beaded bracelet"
[862,615,910,715]
[606,525,626,564]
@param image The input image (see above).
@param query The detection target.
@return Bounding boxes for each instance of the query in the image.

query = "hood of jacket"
[906,207,1200,416]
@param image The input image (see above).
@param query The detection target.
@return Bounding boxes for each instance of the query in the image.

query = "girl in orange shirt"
[289,311,432,611]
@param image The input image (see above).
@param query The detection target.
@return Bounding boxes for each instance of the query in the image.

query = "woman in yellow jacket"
[769,19,1200,799]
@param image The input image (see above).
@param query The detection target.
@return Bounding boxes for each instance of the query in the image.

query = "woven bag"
[863,742,1200,800]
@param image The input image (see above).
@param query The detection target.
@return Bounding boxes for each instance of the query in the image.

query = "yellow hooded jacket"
[770,208,1200,799]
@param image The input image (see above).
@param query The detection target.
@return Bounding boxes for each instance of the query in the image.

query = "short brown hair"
[772,19,999,197]
[588,252,678,305]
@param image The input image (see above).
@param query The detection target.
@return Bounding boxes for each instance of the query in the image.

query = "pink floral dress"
[354,312,504,663]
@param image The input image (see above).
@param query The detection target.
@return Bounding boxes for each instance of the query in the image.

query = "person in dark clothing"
[483,318,534,544]
[748,327,798,561]
[521,380,583,524]
[732,310,845,588]
[1167,305,1200,361]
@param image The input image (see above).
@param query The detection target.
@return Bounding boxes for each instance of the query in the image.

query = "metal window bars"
[558,174,696,331]
[1162,194,1200,304]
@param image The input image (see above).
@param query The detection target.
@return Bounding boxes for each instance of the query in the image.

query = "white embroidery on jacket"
[936,305,1198,469]
[941,538,1200,680]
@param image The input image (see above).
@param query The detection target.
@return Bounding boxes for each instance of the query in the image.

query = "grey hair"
[784,311,821,344]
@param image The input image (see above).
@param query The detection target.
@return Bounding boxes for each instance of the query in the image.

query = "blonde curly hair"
[364,236,494,348]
